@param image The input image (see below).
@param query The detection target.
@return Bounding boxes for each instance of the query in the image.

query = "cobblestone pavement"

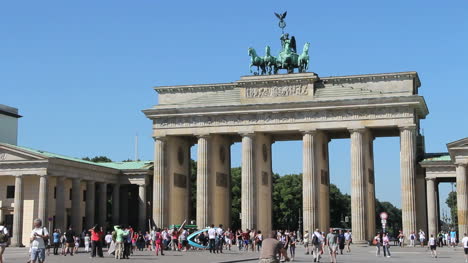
[2,245,467,263]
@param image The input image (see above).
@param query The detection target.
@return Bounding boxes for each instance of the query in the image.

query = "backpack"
[42,227,49,246]
[0,227,8,243]
[312,234,319,246]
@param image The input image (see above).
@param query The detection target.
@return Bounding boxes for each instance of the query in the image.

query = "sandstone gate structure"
[144,71,428,243]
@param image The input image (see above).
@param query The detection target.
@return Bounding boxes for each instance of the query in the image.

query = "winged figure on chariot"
[248,11,310,75]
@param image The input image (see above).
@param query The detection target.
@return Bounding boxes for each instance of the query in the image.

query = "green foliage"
[446,191,457,226]
[188,160,402,233]
[231,167,242,230]
[82,156,113,162]
[272,173,302,230]
[375,200,402,236]
[329,184,351,228]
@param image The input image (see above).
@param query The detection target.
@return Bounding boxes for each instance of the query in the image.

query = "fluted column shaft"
[456,163,468,237]
[98,183,107,228]
[55,177,66,231]
[426,178,438,236]
[153,137,166,228]
[112,184,120,225]
[85,180,95,229]
[302,131,318,233]
[400,126,417,238]
[71,178,82,232]
[11,175,24,247]
[350,129,367,243]
[138,185,147,231]
[196,135,210,228]
[241,134,255,230]
[38,175,48,222]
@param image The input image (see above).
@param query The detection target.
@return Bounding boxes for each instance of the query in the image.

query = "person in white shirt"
[84,234,91,252]
[419,229,426,247]
[216,225,224,253]
[428,234,437,258]
[30,218,49,263]
[461,233,468,263]
[303,230,310,255]
[208,225,217,253]
[0,222,9,263]
[104,232,113,249]
[344,230,352,253]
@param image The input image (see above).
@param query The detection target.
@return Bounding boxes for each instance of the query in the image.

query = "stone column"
[302,131,318,234]
[426,178,438,236]
[241,133,255,230]
[400,126,417,239]
[11,175,23,247]
[38,174,48,222]
[98,183,107,228]
[350,128,367,243]
[196,135,210,228]
[55,177,66,232]
[364,131,376,241]
[456,163,468,237]
[112,184,120,225]
[120,185,129,225]
[138,184,147,231]
[85,180,95,229]
[153,137,166,228]
[71,178,82,232]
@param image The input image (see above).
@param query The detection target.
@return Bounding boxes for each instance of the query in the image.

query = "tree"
[272,173,302,230]
[82,156,113,162]
[329,184,351,228]
[446,191,457,227]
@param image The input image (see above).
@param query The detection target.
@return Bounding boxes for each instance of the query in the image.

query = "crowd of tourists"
[4,218,468,263]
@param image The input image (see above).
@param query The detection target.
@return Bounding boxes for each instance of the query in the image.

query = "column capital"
[348,127,367,134]
[300,129,317,135]
[398,125,417,132]
[195,133,211,139]
[86,179,96,184]
[425,177,436,182]
[455,162,468,168]
[240,132,255,138]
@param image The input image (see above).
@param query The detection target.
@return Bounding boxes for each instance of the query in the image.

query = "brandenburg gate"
[143,71,429,243]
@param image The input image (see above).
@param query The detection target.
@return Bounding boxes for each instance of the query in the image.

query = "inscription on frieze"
[245,85,308,98]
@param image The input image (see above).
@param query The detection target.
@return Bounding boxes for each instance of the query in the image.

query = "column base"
[352,240,369,245]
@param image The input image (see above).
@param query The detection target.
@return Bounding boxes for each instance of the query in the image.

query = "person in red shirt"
[89,225,103,257]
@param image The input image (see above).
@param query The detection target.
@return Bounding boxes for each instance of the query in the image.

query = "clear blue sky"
[2,1,467,213]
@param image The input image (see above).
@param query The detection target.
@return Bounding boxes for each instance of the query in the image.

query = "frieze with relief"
[154,107,412,129]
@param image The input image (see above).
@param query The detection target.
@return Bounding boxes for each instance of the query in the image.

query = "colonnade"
[152,125,419,243]
[9,175,147,247]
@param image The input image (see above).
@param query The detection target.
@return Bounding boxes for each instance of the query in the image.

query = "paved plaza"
[2,245,468,263]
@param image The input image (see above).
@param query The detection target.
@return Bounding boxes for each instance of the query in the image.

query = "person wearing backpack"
[312,229,323,262]
[0,221,9,263]
[30,218,49,263]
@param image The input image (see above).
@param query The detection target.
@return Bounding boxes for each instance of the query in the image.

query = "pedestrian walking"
[0,221,9,263]
[30,218,49,263]
[52,229,60,255]
[344,230,352,253]
[419,229,426,247]
[89,225,103,258]
[64,226,75,256]
[337,230,345,255]
[428,234,437,258]
[374,233,382,256]
[383,233,391,258]
[154,228,164,256]
[104,232,112,249]
[326,228,338,263]
[303,230,310,255]
[208,225,216,253]
[113,225,127,259]
[312,229,323,262]
[84,234,90,253]
[461,233,468,263]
